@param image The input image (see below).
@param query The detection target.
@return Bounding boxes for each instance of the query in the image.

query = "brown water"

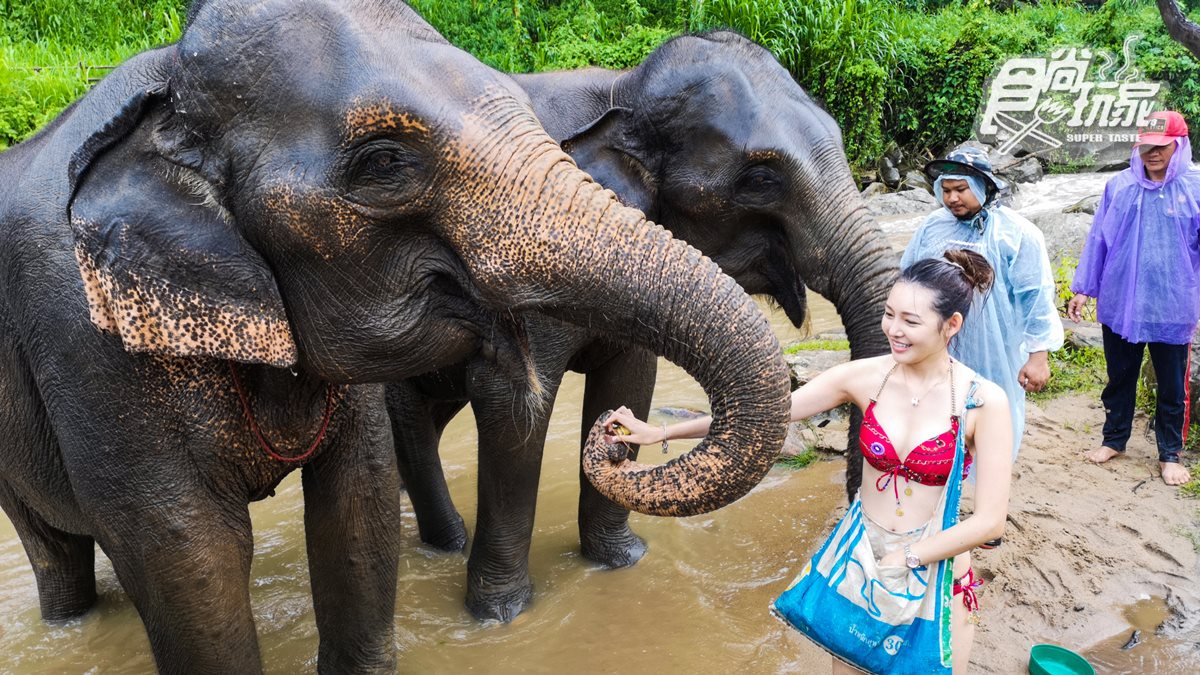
[1082,596,1200,674]
[0,299,851,673]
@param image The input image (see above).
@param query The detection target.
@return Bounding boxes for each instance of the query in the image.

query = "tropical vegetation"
[4,0,1200,169]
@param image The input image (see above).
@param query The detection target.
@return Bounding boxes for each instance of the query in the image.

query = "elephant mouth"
[438,267,544,408]
[761,240,808,328]
[468,311,547,414]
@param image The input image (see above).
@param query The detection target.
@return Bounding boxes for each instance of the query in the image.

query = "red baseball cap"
[1135,110,1189,147]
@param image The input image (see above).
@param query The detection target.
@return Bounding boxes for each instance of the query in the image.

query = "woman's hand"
[603,406,663,446]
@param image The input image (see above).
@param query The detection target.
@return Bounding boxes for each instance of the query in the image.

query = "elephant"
[388,30,898,622]
[0,3,792,672]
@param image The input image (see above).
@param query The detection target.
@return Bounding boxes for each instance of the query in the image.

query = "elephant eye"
[734,165,784,204]
[361,148,413,179]
[343,141,427,209]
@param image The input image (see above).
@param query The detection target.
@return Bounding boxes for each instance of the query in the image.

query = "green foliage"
[776,446,819,470]
[408,0,680,72]
[1051,255,1096,321]
[0,0,183,46]
[1180,472,1200,498]
[1027,343,1106,402]
[8,0,1200,169]
[0,0,185,148]
[784,338,851,354]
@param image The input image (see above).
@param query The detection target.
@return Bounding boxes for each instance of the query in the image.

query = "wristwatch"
[903,544,922,569]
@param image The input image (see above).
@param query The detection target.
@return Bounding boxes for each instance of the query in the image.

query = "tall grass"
[697,0,900,88]
[408,0,679,72]
[0,0,185,148]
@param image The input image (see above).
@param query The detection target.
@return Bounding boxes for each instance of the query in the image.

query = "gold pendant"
[904,487,913,496]
[896,508,904,517]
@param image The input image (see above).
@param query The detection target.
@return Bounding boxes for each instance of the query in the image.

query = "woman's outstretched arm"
[602,358,867,446]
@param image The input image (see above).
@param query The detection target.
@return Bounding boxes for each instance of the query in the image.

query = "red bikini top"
[859,402,970,487]
[859,361,970,489]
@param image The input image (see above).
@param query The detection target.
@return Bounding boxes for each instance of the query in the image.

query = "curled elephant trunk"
[569,236,793,516]
[443,99,792,517]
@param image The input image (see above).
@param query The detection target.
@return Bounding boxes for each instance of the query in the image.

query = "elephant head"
[65,1,789,514]
[519,32,896,507]
[535,31,897,362]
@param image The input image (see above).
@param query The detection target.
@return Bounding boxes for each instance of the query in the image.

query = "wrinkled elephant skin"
[389,32,897,623]
[0,5,788,673]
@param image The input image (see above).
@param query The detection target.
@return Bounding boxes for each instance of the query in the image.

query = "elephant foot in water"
[417,512,468,553]
[580,525,648,569]
[464,574,534,623]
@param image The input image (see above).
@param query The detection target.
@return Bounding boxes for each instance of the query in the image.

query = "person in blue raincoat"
[1068,110,1198,486]
[902,147,1064,479]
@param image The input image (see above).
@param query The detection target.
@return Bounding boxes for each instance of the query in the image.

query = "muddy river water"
[0,174,1194,672]
[0,301,847,673]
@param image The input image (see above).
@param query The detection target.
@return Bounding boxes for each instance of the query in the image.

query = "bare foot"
[1160,462,1192,486]
[1084,446,1121,464]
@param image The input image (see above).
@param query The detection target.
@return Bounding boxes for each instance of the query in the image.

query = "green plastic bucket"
[1028,644,1095,675]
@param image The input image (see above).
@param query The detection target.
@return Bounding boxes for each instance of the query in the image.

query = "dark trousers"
[1101,324,1191,464]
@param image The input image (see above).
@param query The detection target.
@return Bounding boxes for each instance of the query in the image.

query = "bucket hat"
[1134,110,1188,147]
[923,146,1008,200]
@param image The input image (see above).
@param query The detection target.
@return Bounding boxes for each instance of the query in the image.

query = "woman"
[605,250,1013,673]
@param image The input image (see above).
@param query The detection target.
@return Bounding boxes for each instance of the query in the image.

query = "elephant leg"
[463,375,561,622]
[386,380,469,551]
[0,348,96,620]
[95,493,261,673]
[0,479,96,620]
[577,346,656,568]
[304,392,402,674]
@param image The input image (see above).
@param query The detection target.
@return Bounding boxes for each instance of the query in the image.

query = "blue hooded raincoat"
[1071,137,1200,345]
[902,180,1064,461]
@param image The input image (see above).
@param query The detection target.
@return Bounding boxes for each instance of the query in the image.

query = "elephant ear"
[66,90,297,367]
[561,107,658,216]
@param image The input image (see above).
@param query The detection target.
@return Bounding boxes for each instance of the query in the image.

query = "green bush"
[6,0,1200,168]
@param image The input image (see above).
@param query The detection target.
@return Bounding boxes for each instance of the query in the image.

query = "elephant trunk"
[445,101,792,517]
[790,154,897,361]
[801,206,896,361]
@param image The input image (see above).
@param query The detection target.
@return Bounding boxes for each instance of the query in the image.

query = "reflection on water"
[0,300,848,672]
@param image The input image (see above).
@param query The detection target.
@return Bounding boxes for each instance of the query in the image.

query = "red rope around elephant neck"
[228,362,335,464]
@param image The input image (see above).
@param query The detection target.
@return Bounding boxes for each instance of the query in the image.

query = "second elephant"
[388,31,898,622]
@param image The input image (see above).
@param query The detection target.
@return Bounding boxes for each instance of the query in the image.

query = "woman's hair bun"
[943,249,995,295]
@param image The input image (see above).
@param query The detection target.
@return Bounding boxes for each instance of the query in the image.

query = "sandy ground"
[968,393,1200,672]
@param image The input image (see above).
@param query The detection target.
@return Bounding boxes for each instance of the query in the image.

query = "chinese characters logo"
[975,35,1169,165]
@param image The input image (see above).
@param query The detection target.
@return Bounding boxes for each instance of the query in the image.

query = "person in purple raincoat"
[1069,110,1200,486]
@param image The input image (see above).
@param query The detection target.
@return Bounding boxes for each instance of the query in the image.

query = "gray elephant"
[0,3,791,672]
[389,31,897,622]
